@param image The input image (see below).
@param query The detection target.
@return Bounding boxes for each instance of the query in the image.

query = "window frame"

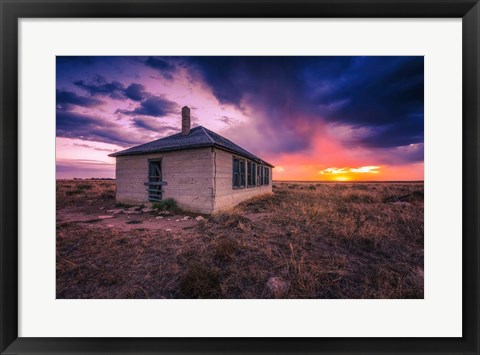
[232,157,240,189]
[239,159,246,188]
[259,164,264,186]
[233,156,246,189]
[247,161,257,188]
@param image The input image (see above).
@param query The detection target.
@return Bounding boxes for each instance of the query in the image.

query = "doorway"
[147,160,162,202]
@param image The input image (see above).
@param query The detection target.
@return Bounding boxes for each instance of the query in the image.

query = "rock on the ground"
[127,206,141,211]
[99,207,105,210]
[107,224,114,228]
[158,211,171,216]
[266,277,289,298]
[124,210,141,215]
[107,209,123,214]
[98,215,114,220]
[141,207,154,213]
[156,216,164,219]
[182,216,190,220]
[165,228,172,232]
[195,216,205,221]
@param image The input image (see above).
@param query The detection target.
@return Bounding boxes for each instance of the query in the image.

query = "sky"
[56,56,424,181]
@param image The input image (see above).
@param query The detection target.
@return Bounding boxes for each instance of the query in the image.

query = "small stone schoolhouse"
[109,107,274,214]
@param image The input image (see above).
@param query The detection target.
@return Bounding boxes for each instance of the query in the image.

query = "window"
[233,158,239,188]
[233,157,246,188]
[264,166,269,185]
[239,160,246,187]
[251,162,257,186]
[259,164,264,186]
[247,161,257,187]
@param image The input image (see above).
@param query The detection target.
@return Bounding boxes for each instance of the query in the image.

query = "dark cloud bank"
[56,56,423,163]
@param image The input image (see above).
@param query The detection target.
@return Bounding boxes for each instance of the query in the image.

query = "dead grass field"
[56,179,424,299]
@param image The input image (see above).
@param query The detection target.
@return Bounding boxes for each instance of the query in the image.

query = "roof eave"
[109,141,275,167]
[108,143,215,157]
[212,145,275,168]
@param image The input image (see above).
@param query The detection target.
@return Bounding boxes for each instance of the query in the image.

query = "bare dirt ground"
[56,179,424,299]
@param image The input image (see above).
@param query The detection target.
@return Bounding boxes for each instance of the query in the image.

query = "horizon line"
[56,177,424,183]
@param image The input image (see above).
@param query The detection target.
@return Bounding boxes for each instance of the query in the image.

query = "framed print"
[1,0,479,354]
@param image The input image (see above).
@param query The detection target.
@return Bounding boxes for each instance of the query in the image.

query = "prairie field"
[56,179,424,299]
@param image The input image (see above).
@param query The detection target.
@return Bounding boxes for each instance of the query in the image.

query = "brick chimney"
[181,106,191,135]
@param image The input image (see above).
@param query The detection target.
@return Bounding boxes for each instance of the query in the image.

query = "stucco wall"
[115,148,214,214]
[213,148,272,212]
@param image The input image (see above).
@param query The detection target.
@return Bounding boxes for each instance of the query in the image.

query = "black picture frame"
[1,1,478,354]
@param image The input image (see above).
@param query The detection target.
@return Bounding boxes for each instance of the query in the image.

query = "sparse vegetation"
[56,180,424,299]
[152,198,180,213]
[180,262,222,298]
[57,179,115,208]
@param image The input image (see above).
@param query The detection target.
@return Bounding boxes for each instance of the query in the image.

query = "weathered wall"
[213,148,272,212]
[115,148,214,214]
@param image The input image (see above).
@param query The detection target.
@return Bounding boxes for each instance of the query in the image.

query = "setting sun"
[317,166,383,181]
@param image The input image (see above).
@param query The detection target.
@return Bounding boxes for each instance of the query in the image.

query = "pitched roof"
[109,126,274,167]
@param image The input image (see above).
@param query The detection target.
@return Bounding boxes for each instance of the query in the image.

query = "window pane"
[233,158,239,188]
[252,163,257,186]
[240,160,246,187]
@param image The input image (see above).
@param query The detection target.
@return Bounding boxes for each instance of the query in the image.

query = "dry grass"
[56,179,116,208]
[56,180,424,299]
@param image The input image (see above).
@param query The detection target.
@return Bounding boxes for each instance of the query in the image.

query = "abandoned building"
[109,106,274,214]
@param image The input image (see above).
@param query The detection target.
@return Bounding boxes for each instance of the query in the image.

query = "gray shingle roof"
[109,126,274,167]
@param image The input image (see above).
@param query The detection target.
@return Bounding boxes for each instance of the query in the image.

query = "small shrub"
[211,209,252,231]
[180,262,221,298]
[152,198,179,212]
[214,237,238,261]
[343,191,377,203]
[101,190,115,199]
[77,184,92,190]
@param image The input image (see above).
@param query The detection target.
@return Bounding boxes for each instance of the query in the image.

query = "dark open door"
[147,160,162,202]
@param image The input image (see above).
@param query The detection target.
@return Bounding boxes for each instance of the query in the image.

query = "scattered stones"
[156,216,164,220]
[158,210,171,216]
[141,207,154,213]
[97,215,114,220]
[127,206,141,211]
[165,228,172,232]
[99,207,105,210]
[107,224,114,228]
[175,219,180,222]
[107,209,123,214]
[266,277,289,298]
[181,216,190,221]
[195,216,205,221]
